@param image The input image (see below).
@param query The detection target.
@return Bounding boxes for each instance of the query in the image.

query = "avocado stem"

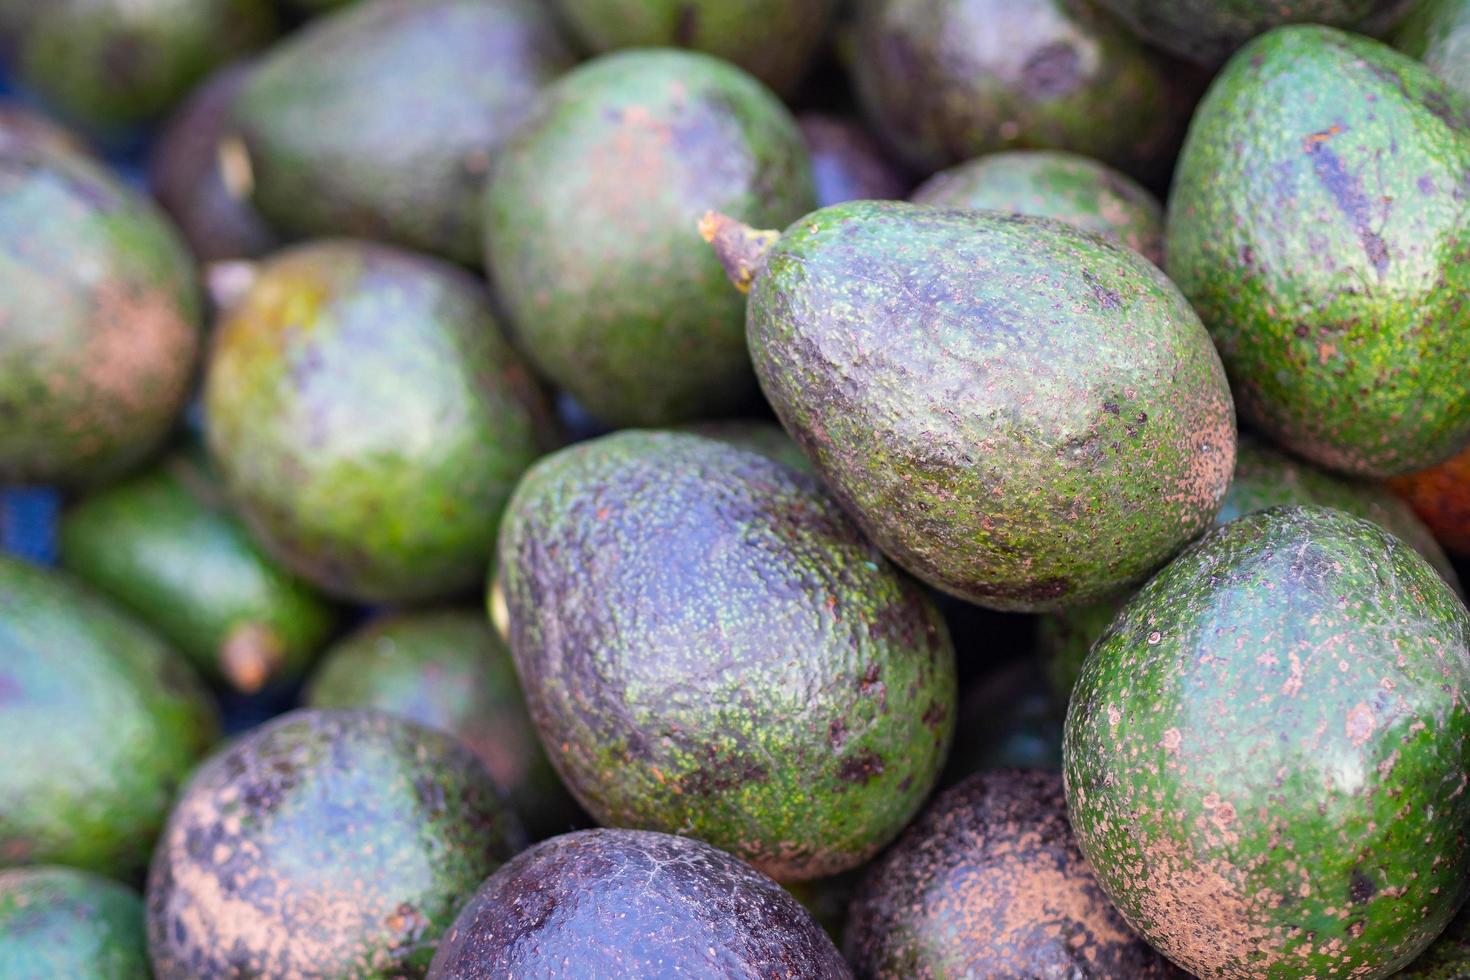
[699,211,780,294]
[220,622,284,694]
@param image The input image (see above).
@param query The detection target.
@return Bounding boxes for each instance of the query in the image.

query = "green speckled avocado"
[1398,902,1470,977]
[679,419,814,472]
[1395,0,1470,96]
[1064,506,1470,978]
[0,867,148,979]
[234,0,573,264]
[1167,26,1470,478]
[146,708,520,979]
[497,431,956,881]
[204,240,556,605]
[485,49,815,427]
[0,556,218,879]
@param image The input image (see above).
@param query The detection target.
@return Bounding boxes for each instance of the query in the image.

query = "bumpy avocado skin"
[427,828,852,978]
[0,867,149,979]
[204,240,555,604]
[235,0,573,264]
[1167,26,1470,478]
[146,708,520,979]
[0,557,219,879]
[799,114,910,209]
[497,432,956,881]
[1390,443,1470,555]
[0,143,201,488]
[747,200,1235,612]
[1395,0,1470,96]
[485,49,815,427]
[1064,506,1470,978]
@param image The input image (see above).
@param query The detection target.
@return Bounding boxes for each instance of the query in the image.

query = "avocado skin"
[1064,506,1470,978]
[748,200,1235,612]
[146,708,521,979]
[427,828,852,978]
[0,143,201,488]
[0,557,219,879]
[306,609,581,840]
[1395,0,1470,96]
[485,49,815,427]
[1389,443,1470,555]
[1397,901,1470,977]
[0,867,149,979]
[913,150,1165,266]
[235,0,573,265]
[497,431,956,881]
[1167,26,1470,478]
[204,240,555,604]
[800,114,911,209]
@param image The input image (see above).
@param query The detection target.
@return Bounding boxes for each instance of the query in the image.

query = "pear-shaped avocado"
[1167,26,1470,478]
[799,114,910,209]
[0,866,149,979]
[1394,0,1470,96]
[1064,506,1470,978]
[1390,443,1470,555]
[427,829,851,978]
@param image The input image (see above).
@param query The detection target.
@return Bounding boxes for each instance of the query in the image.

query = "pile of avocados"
[0,0,1468,976]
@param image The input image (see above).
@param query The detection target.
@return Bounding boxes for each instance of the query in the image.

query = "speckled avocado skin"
[1397,901,1470,977]
[1064,506,1470,978]
[746,200,1235,612]
[0,556,219,879]
[497,431,956,881]
[1395,0,1470,96]
[485,49,815,427]
[0,142,201,488]
[800,114,911,209]
[428,828,852,978]
[234,0,573,264]
[204,240,556,605]
[146,708,521,979]
[1167,26,1470,478]
[1389,443,1470,555]
[0,867,149,979]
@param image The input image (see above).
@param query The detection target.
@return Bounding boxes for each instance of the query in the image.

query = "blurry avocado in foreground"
[0,867,149,979]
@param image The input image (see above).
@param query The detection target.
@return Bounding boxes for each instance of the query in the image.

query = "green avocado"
[1167,26,1470,478]
[233,0,573,264]
[678,419,813,472]
[305,609,580,840]
[1064,506,1470,978]
[0,866,149,979]
[497,431,956,881]
[799,113,910,209]
[0,141,201,488]
[485,49,815,427]
[912,150,1165,266]
[146,708,521,979]
[713,199,1235,612]
[0,556,218,879]
[1394,0,1470,96]
[59,452,339,693]
[1398,902,1470,977]
[204,240,556,605]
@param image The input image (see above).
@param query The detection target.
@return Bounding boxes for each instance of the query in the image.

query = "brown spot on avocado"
[839,751,885,785]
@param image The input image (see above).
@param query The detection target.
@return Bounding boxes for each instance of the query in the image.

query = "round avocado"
[0,102,92,158]
[1166,26,1470,478]
[1398,902,1470,977]
[0,141,201,488]
[427,828,852,978]
[484,49,816,427]
[1064,505,1470,978]
[0,556,219,879]
[799,114,911,209]
[1394,0,1470,97]
[146,708,521,979]
[0,866,148,979]
[234,0,572,265]
[678,419,813,472]
[204,239,556,605]
[1389,443,1470,555]
[497,431,957,881]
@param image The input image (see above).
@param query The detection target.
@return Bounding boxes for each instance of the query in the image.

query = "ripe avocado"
[146,708,521,979]
[204,240,556,604]
[1394,0,1470,96]
[496,431,957,881]
[485,49,815,427]
[0,866,148,979]
[0,556,218,879]
[1167,26,1470,477]
[1064,506,1470,978]
[712,200,1235,612]
[427,828,852,978]
[1389,443,1470,555]
[799,114,911,208]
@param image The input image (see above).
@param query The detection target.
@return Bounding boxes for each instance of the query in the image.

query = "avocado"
[233,0,573,265]
[912,150,1165,266]
[0,142,201,488]
[1395,0,1470,96]
[497,431,956,881]
[1390,443,1470,555]
[204,240,556,604]
[799,114,910,209]
[427,828,852,978]
[0,867,149,979]
[0,102,92,158]
[59,452,339,693]
[1398,902,1470,977]
[146,708,521,979]
[1064,506,1470,978]
[0,556,218,879]
[305,609,581,840]
[485,49,815,427]
[1167,26,1470,478]
[709,200,1235,612]
[679,419,813,472]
